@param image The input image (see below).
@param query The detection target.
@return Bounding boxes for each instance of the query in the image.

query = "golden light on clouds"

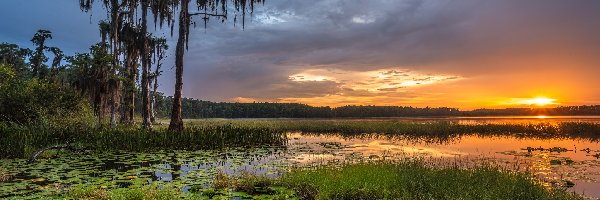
[507,97,559,107]
[277,68,463,107]
[289,68,461,92]
[231,67,582,109]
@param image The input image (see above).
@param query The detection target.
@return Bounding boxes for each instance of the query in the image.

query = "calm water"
[255,115,600,124]
[1,117,600,199]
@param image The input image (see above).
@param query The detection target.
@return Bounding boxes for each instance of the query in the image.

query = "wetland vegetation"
[55,162,583,200]
[2,118,600,199]
[1,0,600,199]
[3,119,600,159]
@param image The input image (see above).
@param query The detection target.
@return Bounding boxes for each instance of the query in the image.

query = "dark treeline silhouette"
[147,94,600,118]
[465,106,600,116]
[143,94,333,118]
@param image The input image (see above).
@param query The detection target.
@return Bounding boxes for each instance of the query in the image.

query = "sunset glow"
[3,0,600,110]
[3,1,600,198]
[515,97,558,107]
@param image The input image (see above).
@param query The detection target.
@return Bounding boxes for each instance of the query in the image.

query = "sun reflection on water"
[286,132,600,198]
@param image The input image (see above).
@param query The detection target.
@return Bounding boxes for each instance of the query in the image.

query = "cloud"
[2,0,600,108]
[171,0,600,107]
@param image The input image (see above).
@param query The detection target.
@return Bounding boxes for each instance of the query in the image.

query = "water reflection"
[1,123,599,199]
[286,132,600,198]
[306,116,600,125]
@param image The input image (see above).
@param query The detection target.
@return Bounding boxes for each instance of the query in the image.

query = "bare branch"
[189,12,227,18]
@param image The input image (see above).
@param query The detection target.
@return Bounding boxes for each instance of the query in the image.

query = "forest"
[1,0,263,130]
[152,96,600,118]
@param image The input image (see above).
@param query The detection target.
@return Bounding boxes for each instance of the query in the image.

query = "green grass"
[65,184,182,200]
[279,162,582,200]
[2,119,600,159]
[0,168,10,183]
[61,181,296,200]
[56,162,583,200]
[187,119,600,141]
[0,121,286,158]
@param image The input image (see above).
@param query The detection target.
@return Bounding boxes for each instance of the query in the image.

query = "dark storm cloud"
[174,0,600,101]
[2,0,600,105]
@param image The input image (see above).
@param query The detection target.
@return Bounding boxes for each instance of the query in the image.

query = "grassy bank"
[2,119,600,158]
[59,162,582,200]
[280,162,580,200]
[0,121,286,159]
[189,119,600,140]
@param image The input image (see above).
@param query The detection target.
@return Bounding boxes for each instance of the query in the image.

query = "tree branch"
[27,143,81,164]
[189,12,227,18]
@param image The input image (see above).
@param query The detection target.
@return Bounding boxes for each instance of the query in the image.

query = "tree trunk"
[126,53,137,124]
[150,77,156,124]
[110,98,117,128]
[120,54,132,124]
[119,68,128,123]
[169,0,188,132]
[110,0,120,128]
[141,1,152,129]
[151,41,164,124]
[150,65,160,124]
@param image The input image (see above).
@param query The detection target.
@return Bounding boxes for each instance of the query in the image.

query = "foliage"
[151,97,333,118]
[0,64,16,85]
[66,184,179,200]
[182,120,600,141]
[0,43,32,78]
[0,121,285,158]
[52,162,583,200]
[3,119,600,159]
[30,30,53,79]
[0,109,95,158]
[65,43,119,121]
[1,37,87,125]
[150,95,600,119]
[0,74,86,124]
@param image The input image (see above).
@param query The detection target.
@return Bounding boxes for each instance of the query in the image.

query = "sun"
[519,97,557,106]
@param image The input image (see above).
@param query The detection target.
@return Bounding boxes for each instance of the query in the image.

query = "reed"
[2,119,599,159]
[0,122,286,158]
[279,161,583,200]
[62,161,582,199]
[187,119,600,140]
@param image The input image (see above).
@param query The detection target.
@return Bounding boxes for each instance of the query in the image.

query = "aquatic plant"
[280,162,583,200]
[66,184,179,200]
[3,119,600,159]
[186,120,600,142]
[0,121,286,158]
[52,161,583,199]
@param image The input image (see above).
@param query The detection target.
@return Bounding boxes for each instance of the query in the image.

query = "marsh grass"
[0,121,286,158]
[189,120,600,141]
[0,168,11,183]
[2,119,600,159]
[278,161,583,200]
[66,184,179,200]
[98,161,582,200]
[66,179,296,200]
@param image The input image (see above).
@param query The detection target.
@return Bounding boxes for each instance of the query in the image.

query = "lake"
[1,116,599,199]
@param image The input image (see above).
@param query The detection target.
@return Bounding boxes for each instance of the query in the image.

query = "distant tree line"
[145,95,334,118]
[147,95,600,118]
[465,106,600,116]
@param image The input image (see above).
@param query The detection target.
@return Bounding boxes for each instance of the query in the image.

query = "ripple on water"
[1,132,599,199]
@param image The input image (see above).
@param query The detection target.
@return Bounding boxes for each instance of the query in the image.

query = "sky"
[1,0,600,110]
